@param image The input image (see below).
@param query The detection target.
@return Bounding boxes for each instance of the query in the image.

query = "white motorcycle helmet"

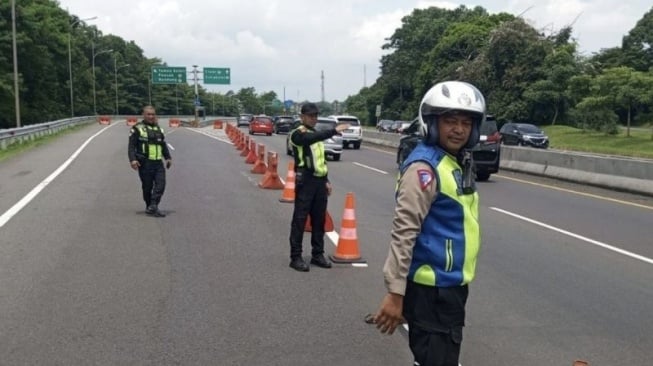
[419,81,486,149]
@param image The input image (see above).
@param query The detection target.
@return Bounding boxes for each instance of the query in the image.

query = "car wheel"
[332,154,341,161]
[267,133,272,136]
[249,130,253,135]
[476,172,490,182]
[353,142,361,149]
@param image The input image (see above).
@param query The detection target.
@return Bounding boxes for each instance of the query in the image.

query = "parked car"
[470,115,501,181]
[286,118,343,161]
[249,116,273,135]
[273,115,294,134]
[328,115,362,149]
[499,122,549,148]
[237,113,253,127]
[376,119,394,132]
[396,116,501,181]
[389,120,403,133]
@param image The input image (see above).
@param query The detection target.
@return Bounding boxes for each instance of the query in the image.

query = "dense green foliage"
[343,5,653,136]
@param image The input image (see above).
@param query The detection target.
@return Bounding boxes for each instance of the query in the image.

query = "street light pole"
[11,0,20,127]
[113,55,129,115]
[92,42,112,115]
[68,16,96,118]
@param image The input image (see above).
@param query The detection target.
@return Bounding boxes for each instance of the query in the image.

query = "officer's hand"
[374,293,405,335]
[130,160,140,170]
[335,124,350,134]
[326,182,332,196]
[165,160,172,169]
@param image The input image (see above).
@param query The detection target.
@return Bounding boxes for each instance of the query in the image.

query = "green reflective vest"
[290,127,328,177]
[135,123,165,160]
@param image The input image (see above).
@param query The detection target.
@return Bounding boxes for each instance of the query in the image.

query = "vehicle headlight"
[523,135,531,140]
[326,138,335,143]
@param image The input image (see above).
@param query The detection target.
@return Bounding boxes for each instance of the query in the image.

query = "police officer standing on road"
[128,105,172,217]
[372,81,486,365]
[287,103,350,272]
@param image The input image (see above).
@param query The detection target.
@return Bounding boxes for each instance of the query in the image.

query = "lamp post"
[68,16,97,118]
[113,55,129,115]
[92,42,112,115]
[11,0,20,127]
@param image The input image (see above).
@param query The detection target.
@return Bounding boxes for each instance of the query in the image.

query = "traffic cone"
[304,211,335,232]
[330,192,366,263]
[251,144,267,174]
[279,161,296,202]
[258,152,284,189]
[573,361,589,366]
[240,136,250,157]
[245,140,258,164]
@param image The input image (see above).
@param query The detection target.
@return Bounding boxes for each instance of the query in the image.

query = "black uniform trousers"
[403,281,469,366]
[138,159,166,207]
[289,175,328,259]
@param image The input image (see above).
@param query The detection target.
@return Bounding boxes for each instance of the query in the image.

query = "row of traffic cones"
[224,123,365,264]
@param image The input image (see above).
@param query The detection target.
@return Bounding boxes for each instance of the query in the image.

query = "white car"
[328,115,363,149]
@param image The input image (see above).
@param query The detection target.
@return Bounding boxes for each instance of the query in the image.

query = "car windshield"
[517,124,541,133]
[480,120,498,134]
[277,118,293,123]
[315,121,336,131]
[336,118,360,126]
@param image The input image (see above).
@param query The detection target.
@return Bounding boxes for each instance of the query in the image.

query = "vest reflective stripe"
[136,124,164,160]
[290,127,328,177]
[399,143,480,287]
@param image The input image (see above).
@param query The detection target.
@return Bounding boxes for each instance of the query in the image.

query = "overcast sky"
[58,0,651,102]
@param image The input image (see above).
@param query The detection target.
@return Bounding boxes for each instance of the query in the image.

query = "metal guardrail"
[0,117,96,150]
[0,115,238,150]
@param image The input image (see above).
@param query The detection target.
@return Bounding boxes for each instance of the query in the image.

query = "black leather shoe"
[147,205,166,217]
[289,257,310,272]
[310,255,332,269]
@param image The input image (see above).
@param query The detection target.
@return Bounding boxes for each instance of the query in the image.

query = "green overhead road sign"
[204,67,230,84]
[151,66,187,84]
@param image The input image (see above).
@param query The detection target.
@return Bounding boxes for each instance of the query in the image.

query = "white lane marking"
[187,128,233,144]
[167,143,175,151]
[496,174,653,211]
[490,207,653,265]
[353,162,389,175]
[0,124,117,228]
[325,231,368,267]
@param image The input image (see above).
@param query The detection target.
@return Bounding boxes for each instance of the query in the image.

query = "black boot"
[289,257,309,272]
[147,204,166,217]
[310,254,332,269]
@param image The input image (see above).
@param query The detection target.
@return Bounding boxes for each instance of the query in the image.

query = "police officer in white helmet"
[372,81,486,365]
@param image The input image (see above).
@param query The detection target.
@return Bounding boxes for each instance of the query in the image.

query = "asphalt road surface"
[0,120,651,365]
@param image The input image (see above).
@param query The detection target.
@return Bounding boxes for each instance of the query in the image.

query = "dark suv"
[499,122,549,148]
[396,116,500,181]
[273,115,294,134]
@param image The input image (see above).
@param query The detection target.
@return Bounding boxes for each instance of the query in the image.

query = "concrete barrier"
[362,129,653,197]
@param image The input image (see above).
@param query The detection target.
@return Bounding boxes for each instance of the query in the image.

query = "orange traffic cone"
[279,161,296,202]
[258,152,284,190]
[330,192,366,263]
[304,211,335,232]
[573,361,589,366]
[251,144,267,174]
[245,140,257,164]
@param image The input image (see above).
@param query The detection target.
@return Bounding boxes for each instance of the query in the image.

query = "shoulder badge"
[417,169,434,191]
[298,126,307,133]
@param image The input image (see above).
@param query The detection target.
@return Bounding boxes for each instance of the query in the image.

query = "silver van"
[286,118,343,161]
[328,115,362,149]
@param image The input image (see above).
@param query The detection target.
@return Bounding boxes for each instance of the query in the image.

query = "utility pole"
[192,65,200,125]
[11,0,20,127]
[363,64,367,88]
[321,70,325,103]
